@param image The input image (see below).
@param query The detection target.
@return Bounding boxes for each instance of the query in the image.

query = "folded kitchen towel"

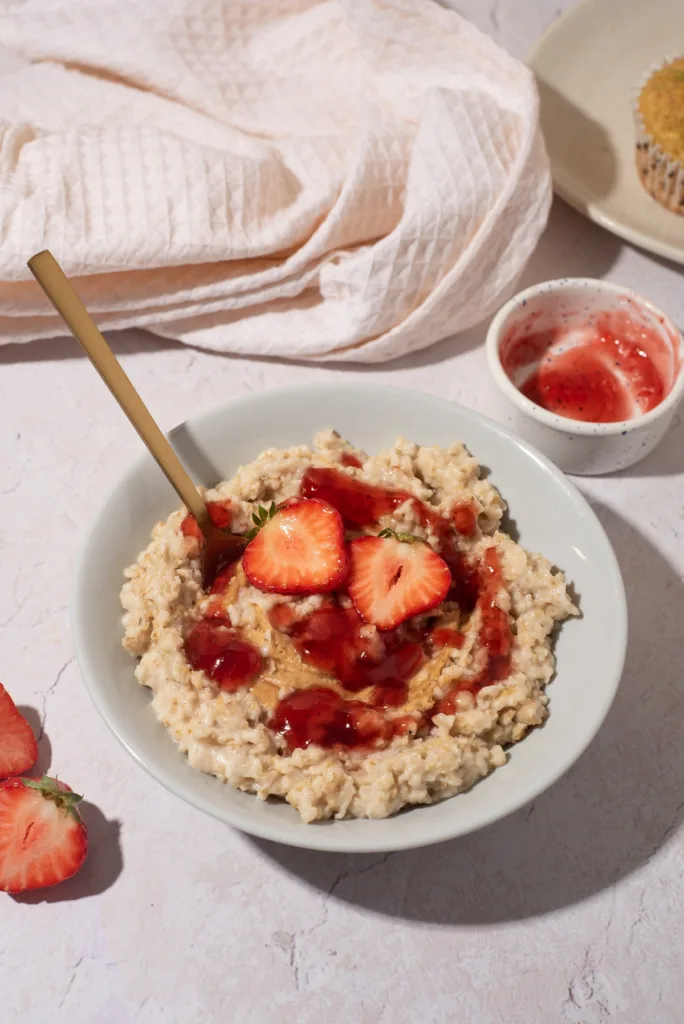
[0,0,551,361]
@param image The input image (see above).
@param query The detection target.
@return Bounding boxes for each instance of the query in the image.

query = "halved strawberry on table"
[0,776,88,893]
[243,498,349,594]
[0,683,37,779]
[347,530,451,630]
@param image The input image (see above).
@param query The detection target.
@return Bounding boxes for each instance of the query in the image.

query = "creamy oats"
[120,431,577,823]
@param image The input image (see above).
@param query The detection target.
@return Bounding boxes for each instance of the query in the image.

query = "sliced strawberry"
[0,776,88,893]
[243,498,348,595]
[347,534,451,630]
[0,684,37,779]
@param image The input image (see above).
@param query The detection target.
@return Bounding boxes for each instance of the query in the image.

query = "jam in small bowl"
[486,278,684,475]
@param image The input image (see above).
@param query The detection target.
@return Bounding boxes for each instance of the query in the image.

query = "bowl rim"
[71,382,628,853]
[485,276,684,437]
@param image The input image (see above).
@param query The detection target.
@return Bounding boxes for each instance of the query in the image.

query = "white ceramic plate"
[528,0,684,264]
[71,384,627,853]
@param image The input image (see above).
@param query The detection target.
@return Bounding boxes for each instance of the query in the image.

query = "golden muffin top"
[638,57,684,162]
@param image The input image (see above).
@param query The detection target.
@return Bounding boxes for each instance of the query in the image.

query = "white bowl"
[71,384,627,853]
[486,278,684,475]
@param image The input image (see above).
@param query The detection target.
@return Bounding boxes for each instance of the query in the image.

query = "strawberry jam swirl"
[290,470,510,747]
[182,497,264,692]
[181,467,509,752]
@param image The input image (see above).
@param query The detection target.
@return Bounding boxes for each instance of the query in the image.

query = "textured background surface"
[2,2,683,1021]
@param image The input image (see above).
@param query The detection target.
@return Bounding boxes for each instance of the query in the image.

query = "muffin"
[635,56,684,214]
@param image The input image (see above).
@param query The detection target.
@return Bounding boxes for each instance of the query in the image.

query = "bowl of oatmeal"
[72,384,627,852]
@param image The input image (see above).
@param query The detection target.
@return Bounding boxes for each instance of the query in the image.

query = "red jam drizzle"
[210,560,238,595]
[475,549,512,685]
[430,627,464,649]
[433,548,511,715]
[203,558,240,618]
[181,515,202,541]
[268,603,296,632]
[203,595,227,619]
[261,469,508,748]
[181,499,234,541]
[502,308,675,423]
[339,452,363,469]
[272,685,429,750]
[301,468,478,553]
[419,512,481,613]
[300,468,412,529]
[270,600,424,708]
[181,499,244,591]
[271,687,392,750]
[451,501,478,536]
[184,619,262,690]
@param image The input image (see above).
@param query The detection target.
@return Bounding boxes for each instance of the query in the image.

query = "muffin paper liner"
[634,55,684,215]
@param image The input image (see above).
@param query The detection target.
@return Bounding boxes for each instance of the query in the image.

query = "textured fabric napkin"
[0,0,551,361]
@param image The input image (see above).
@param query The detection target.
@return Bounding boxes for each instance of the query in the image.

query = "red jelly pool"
[500,298,681,424]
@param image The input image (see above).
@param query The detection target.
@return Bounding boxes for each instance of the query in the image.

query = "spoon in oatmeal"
[27,249,246,582]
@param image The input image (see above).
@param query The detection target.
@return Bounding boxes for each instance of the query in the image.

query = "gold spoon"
[27,249,246,581]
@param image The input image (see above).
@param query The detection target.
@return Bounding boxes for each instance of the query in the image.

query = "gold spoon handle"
[27,249,212,532]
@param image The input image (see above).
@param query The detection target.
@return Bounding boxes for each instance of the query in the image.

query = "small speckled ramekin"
[634,56,684,215]
[485,278,684,476]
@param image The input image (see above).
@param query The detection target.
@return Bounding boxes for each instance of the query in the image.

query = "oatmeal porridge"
[120,431,577,823]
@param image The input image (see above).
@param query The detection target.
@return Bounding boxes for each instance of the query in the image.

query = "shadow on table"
[13,803,123,905]
[17,705,52,777]
[252,502,684,924]
[534,77,618,204]
[0,328,181,364]
[615,413,684,478]
[516,197,622,289]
